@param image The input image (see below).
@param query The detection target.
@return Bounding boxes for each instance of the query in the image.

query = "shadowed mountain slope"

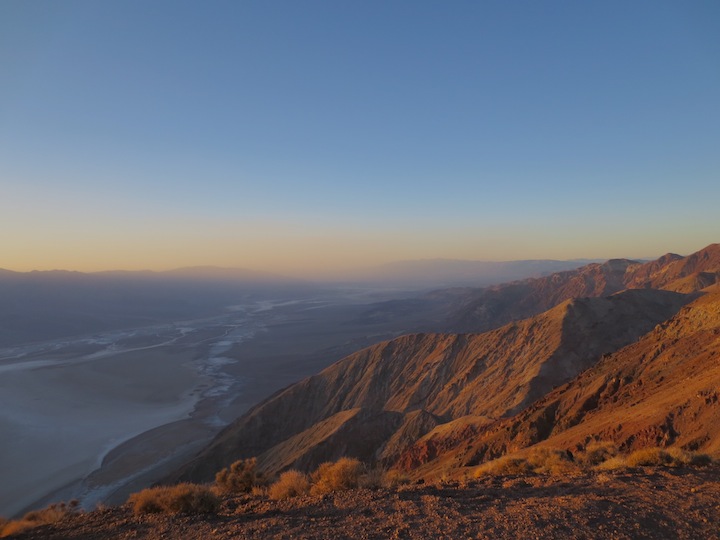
[172,289,692,482]
[398,287,720,475]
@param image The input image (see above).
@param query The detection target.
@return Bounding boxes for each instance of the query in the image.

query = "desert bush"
[595,456,628,471]
[215,457,265,494]
[357,467,411,489]
[251,485,269,497]
[475,448,577,477]
[0,501,79,538]
[310,457,364,495]
[381,469,411,488]
[527,448,578,475]
[474,456,534,477]
[128,483,220,515]
[268,470,311,500]
[625,447,676,467]
[577,441,618,467]
[665,447,714,467]
[358,467,384,489]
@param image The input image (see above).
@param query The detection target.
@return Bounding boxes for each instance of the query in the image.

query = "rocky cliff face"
[172,289,691,482]
[398,287,720,475]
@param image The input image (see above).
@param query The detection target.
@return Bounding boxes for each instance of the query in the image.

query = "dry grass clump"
[381,469,411,488]
[475,448,577,477]
[475,456,534,477]
[595,456,628,471]
[577,441,619,467]
[626,447,676,467]
[268,470,311,500]
[475,444,715,477]
[0,501,79,538]
[665,447,713,467]
[128,483,220,515]
[310,457,364,495]
[595,447,714,470]
[527,448,579,474]
[626,447,714,468]
[215,457,266,494]
[358,468,411,489]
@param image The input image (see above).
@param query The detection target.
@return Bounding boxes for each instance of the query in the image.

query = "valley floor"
[10,467,720,539]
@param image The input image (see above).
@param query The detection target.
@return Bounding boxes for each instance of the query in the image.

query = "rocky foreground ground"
[8,467,720,539]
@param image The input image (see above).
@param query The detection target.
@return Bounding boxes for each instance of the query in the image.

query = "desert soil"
[10,467,720,539]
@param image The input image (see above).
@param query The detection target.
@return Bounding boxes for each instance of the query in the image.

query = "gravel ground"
[8,468,720,540]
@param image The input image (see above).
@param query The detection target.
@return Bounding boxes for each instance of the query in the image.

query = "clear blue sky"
[1,1,719,275]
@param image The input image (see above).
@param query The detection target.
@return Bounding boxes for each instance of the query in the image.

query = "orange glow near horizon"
[2,217,716,278]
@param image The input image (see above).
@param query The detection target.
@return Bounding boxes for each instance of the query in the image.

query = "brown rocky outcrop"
[398,288,720,474]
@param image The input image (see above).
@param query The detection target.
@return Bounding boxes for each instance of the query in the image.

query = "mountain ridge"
[171,287,695,482]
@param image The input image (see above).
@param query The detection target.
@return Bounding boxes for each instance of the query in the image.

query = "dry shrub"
[577,441,618,467]
[356,468,411,489]
[128,483,220,515]
[0,501,79,538]
[382,469,411,488]
[527,448,578,475]
[595,456,628,471]
[251,486,269,497]
[310,457,364,495]
[215,458,265,494]
[475,448,577,477]
[475,456,534,477]
[268,470,311,500]
[358,467,384,489]
[626,447,676,467]
[634,447,714,467]
[665,448,713,467]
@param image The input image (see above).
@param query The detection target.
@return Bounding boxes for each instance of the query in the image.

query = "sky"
[1,1,719,277]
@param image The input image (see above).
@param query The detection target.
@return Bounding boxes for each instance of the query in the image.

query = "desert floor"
[9,467,720,540]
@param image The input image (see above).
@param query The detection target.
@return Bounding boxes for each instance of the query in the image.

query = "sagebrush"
[310,457,364,495]
[268,470,311,500]
[128,483,220,515]
[215,457,265,494]
[0,501,79,538]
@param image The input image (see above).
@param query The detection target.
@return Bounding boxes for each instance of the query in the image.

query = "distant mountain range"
[341,258,604,288]
[0,258,609,347]
[170,243,720,483]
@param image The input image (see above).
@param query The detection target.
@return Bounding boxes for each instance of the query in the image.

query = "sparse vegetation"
[475,455,533,477]
[215,457,266,494]
[626,447,676,467]
[610,447,715,469]
[666,447,714,467]
[310,457,364,495]
[475,448,578,477]
[595,456,628,471]
[382,469,411,488]
[577,441,618,466]
[356,467,411,489]
[0,501,79,538]
[268,470,311,500]
[267,462,408,499]
[476,444,715,477]
[127,483,220,515]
